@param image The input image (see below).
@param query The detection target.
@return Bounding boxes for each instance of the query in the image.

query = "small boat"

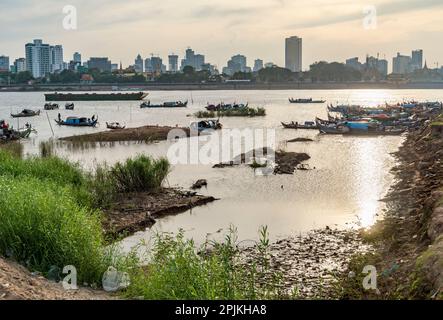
[289,98,326,104]
[11,109,41,118]
[55,115,98,127]
[44,103,59,110]
[281,121,318,129]
[190,119,223,132]
[65,103,75,110]
[106,122,126,130]
[205,103,248,111]
[1,123,36,141]
[140,100,188,108]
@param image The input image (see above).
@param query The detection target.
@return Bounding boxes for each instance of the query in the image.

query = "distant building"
[411,50,423,71]
[50,45,64,73]
[285,36,302,72]
[150,57,166,73]
[13,58,26,73]
[393,53,412,74]
[223,54,248,76]
[376,59,388,77]
[25,39,51,78]
[73,52,81,64]
[87,57,112,72]
[0,55,10,72]
[111,63,119,72]
[168,54,179,73]
[134,54,144,73]
[253,59,264,72]
[201,63,217,75]
[181,48,205,71]
[265,62,276,68]
[144,58,153,73]
[346,57,363,71]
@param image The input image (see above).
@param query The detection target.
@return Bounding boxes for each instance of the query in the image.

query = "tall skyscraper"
[25,39,51,78]
[134,54,144,73]
[87,57,112,72]
[168,54,178,72]
[0,56,9,72]
[181,48,205,70]
[253,59,264,72]
[411,50,423,71]
[285,36,302,72]
[223,54,248,75]
[50,45,64,73]
[393,53,412,74]
[144,58,153,73]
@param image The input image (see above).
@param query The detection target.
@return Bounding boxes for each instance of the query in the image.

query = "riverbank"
[3,82,443,92]
[60,125,189,143]
[336,117,443,299]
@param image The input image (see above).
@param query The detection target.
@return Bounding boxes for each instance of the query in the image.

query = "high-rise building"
[0,55,10,72]
[145,58,153,73]
[376,59,388,77]
[150,57,165,73]
[13,58,26,73]
[87,57,112,72]
[168,54,178,72]
[50,45,64,73]
[346,57,363,71]
[73,52,81,64]
[223,54,248,75]
[393,53,412,74]
[181,48,205,71]
[285,36,302,72]
[134,54,144,73]
[253,59,264,72]
[411,50,423,71]
[25,39,51,78]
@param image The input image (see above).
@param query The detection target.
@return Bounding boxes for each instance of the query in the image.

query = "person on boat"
[92,115,96,122]
[58,113,61,122]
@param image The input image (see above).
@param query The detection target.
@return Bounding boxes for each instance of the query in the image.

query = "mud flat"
[103,188,217,238]
[239,228,370,298]
[0,258,111,300]
[60,125,190,143]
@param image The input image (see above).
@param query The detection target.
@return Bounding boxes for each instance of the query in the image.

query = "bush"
[195,107,266,118]
[111,155,170,193]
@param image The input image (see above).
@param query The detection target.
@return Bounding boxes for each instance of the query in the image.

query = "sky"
[1,0,443,72]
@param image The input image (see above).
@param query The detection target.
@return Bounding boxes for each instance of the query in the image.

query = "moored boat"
[11,109,41,118]
[289,98,326,104]
[65,103,75,110]
[45,92,149,101]
[55,115,98,127]
[44,103,59,110]
[140,100,188,108]
[190,119,223,132]
[281,121,318,129]
[106,122,126,130]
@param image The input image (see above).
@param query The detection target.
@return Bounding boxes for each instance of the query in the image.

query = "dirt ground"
[0,258,112,300]
[60,125,190,143]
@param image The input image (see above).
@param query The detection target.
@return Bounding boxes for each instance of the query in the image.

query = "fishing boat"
[45,92,149,101]
[281,121,318,129]
[106,122,126,130]
[11,109,41,118]
[44,103,59,110]
[289,98,326,104]
[205,103,248,111]
[55,115,98,127]
[1,123,36,141]
[190,119,223,132]
[65,103,75,110]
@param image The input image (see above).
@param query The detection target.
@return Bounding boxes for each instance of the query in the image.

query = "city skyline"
[1,0,443,70]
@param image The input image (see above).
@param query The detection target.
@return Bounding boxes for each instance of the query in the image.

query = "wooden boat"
[44,103,59,110]
[289,98,326,104]
[281,121,318,130]
[55,115,98,127]
[106,122,126,130]
[45,92,149,101]
[1,124,36,141]
[206,103,248,111]
[65,103,75,110]
[140,100,188,108]
[11,109,41,118]
[190,119,223,132]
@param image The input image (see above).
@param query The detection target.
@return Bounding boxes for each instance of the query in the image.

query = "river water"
[2,89,442,250]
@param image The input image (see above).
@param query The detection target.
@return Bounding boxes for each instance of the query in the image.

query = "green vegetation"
[125,227,283,300]
[195,107,266,118]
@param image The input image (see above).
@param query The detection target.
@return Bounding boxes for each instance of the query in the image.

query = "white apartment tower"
[285,36,302,72]
[25,39,51,78]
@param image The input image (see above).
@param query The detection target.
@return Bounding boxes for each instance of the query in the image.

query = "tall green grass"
[125,227,283,300]
[111,155,170,193]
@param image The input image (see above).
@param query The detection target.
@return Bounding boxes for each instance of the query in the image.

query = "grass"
[195,107,266,118]
[124,226,283,300]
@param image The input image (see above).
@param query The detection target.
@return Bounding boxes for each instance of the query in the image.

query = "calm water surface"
[2,89,441,249]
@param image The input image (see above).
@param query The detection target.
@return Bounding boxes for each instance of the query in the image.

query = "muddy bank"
[0,257,111,300]
[60,125,190,143]
[239,228,369,298]
[339,116,443,299]
[103,188,217,238]
[213,147,311,175]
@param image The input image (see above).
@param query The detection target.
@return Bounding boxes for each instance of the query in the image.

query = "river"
[2,89,441,250]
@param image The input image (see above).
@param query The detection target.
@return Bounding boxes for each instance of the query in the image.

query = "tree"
[15,71,34,84]
[182,65,195,75]
[258,67,294,82]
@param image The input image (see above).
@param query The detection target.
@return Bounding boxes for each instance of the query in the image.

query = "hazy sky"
[1,0,443,71]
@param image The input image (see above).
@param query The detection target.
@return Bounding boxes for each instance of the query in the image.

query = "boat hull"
[45,92,148,101]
